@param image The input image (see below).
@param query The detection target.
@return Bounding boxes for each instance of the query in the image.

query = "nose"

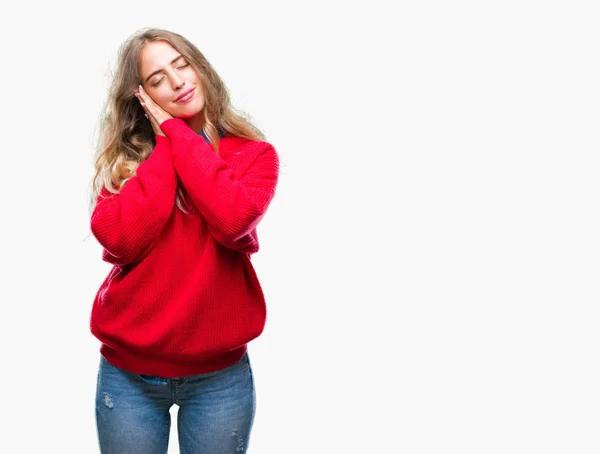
[171,74,184,90]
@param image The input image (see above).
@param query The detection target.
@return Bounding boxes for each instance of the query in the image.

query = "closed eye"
[151,64,191,87]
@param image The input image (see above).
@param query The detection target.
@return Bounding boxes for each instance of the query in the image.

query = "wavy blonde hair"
[89,27,266,215]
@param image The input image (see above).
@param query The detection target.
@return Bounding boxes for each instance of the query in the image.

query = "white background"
[1,0,599,453]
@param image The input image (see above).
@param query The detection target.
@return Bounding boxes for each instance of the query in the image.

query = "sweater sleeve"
[159,118,279,253]
[90,136,177,265]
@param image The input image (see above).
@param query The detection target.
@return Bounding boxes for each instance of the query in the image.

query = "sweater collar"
[197,128,226,143]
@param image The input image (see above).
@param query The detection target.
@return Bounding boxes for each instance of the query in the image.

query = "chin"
[177,112,200,119]
[178,106,204,119]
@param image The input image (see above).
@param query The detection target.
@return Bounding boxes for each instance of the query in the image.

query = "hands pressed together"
[135,85,173,137]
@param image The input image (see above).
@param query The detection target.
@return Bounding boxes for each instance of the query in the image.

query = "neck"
[183,112,206,133]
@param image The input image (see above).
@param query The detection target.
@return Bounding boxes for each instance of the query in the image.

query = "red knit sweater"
[89,117,279,377]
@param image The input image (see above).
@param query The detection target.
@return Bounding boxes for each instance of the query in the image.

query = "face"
[139,40,205,119]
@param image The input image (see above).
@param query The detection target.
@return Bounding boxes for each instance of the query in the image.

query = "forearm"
[90,137,177,264]
[160,118,279,252]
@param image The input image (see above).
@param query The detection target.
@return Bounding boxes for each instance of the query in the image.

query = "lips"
[175,88,195,103]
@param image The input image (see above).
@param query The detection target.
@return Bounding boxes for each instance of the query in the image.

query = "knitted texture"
[90,118,279,377]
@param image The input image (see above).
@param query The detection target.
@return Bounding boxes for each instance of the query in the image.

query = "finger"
[137,87,147,106]
[143,103,157,122]
[138,86,170,125]
[139,86,160,113]
[140,104,151,121]
[138,90,156,115]
[138,99,150,118]
[138,85,151,104]
[134,92,148,116]
[145,101,163,125]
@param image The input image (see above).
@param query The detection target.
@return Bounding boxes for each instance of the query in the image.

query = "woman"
[89,27,279,453]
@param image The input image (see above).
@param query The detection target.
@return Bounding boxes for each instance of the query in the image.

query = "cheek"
[154,95,175,114]
[154,95,169,109]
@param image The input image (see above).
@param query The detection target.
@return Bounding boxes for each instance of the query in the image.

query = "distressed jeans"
[95,351,256,453]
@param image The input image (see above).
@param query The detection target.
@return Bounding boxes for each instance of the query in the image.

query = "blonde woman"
[89,27,279,453]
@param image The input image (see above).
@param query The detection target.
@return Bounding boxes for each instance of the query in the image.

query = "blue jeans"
[95,352,256,453]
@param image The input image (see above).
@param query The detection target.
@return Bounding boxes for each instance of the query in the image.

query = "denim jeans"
[95,351,256,453]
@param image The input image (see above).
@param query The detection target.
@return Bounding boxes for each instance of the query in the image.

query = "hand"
[135,85,173,137]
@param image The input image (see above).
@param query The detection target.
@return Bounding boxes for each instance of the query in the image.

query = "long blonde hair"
[89,27,265,215]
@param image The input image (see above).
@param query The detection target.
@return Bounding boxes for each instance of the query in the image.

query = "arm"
[159,118,279,253]
[90,136,177,265]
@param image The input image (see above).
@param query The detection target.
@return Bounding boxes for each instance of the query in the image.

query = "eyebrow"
[144,55,185,83]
